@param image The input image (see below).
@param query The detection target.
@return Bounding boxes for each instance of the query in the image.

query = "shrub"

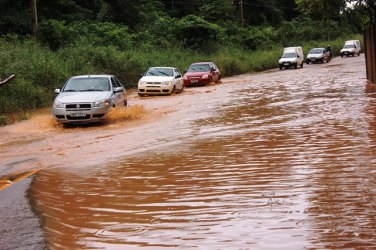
[0,115,6,126]
[39,21,134,51]
[241,26,277,50]
[38,20,72,50]
[176,15,224,53]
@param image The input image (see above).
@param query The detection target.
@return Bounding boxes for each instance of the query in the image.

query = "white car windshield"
[344,44,355,49]
[63,78,110,92]
[146,68,173,76]
[188,64,210,72]
[282,53,297,58]
[310,48,324,54]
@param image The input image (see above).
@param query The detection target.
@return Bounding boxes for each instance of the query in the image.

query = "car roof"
[310,48,325,50]
[191,62,214,65]
[149,67,176,70]
[70,75,113,79]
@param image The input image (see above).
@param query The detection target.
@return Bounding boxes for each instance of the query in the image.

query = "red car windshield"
[188,64,210,72]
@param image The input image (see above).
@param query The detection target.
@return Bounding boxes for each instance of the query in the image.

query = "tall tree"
[346,0,376,25]
[105,0,165,29]
[234,0,283,26]
[296,0,346,39]
[198,0,236,23]
[0,0,30,35]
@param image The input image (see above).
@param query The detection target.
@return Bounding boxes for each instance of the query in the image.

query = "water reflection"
[31,57,376,249]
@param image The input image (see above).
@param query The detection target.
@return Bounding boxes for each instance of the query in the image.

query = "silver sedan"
[52,75,127,124]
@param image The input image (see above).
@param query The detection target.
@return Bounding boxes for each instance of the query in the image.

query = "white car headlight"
[138,80,146,86]
[202,75,209,79]
[161,81,172,86]
[53,100,64,108]
[94,99,110,107]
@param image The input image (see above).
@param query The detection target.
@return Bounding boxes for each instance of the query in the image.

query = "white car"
[340,40,361,57]
[279,46,304,70]
[138,67,184,96]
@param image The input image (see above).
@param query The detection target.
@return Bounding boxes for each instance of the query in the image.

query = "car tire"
[138,93,145,97]
[301,62,303,68]
[294,64,297,69]
[172,85,177,94]
[279,66,283,70]
[124,100,127,106]
[208,77,213,85]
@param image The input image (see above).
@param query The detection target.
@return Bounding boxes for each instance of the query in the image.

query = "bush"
[0,115,6,126]
[39,21,134,51]
[176,15,224,53]
[38,20,72,50]
[241,26,277,50]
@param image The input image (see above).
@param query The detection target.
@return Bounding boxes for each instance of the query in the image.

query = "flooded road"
[1,55,376,249]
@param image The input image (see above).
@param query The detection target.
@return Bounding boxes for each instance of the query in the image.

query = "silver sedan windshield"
[63,78,110,92]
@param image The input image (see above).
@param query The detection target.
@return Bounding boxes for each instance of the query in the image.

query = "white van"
[340,40,361,57]
[279,46,304,70]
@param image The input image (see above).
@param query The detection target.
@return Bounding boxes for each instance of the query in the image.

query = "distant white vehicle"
[279,46,304,70]
[138,67,184,96]
[340,40,361,57]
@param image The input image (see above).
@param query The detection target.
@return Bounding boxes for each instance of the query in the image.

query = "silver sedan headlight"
[94,99,110,107]
[138,80,146,86]
[53,100,64,108]
[161,81,172,86]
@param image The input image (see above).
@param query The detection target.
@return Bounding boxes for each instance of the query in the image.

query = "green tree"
[346,0,376,25]
[0,0,30,35]
[198,0,236,23]
[296,0,346,40]
[234,0,284,26]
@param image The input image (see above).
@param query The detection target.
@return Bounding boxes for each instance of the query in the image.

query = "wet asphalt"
[0,176,47,250]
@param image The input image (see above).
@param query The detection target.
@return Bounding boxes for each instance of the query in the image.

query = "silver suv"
[52,75,127,124]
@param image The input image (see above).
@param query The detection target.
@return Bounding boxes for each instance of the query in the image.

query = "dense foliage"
[0,0,369,124]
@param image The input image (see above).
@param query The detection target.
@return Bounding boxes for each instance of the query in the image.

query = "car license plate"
[71,112,86,117]
[284,63,289,65]
[191,80,198,83]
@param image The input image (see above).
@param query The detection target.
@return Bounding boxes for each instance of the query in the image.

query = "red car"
[183,62,221,86]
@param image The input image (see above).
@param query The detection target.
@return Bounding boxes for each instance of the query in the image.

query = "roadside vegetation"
[0,0,369,125]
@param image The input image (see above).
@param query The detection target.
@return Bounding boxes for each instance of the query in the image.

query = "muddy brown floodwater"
[1,55,376,249]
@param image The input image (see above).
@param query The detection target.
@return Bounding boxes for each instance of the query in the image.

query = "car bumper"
[52,106,111,124]
[306,57,323,63]
[341,51,355,55]
[138,85,173,95]
[279,62,297,68]
[184,79,210,86]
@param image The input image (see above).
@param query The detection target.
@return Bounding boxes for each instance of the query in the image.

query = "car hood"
[279,58,298,63]
[341,48,355,52]
[307,53,323,58]
[184,71,210,77]
[55,91,111,103]
[140,76,174,82]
